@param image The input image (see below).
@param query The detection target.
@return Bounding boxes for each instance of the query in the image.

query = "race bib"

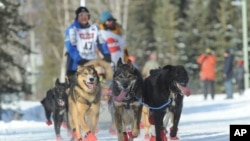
[76,26,98,60]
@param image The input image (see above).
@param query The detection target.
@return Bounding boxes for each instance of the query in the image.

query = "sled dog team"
[41,58,191,141]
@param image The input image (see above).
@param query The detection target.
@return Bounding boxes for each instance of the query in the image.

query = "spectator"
[128,55,139,69]
[235,59,244,95]
[64,7,111,80]
[223,49,234,99]
[142,51,160,78]
[197,48,217,100]
[98,10,129,68]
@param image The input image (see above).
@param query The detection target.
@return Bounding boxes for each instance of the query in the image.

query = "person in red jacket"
[197,48,217,100]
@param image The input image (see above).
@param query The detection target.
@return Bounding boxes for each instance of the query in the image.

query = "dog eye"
[118,75,123,78]
[127,74,132,78]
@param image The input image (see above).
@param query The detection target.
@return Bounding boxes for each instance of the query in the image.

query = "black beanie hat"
[75,7,90,19]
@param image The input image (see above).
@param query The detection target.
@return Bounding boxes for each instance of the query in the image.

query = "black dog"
[143,65,191,141]
[41,78,69,140]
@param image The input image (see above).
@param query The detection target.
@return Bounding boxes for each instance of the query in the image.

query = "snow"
[1,90,250,141]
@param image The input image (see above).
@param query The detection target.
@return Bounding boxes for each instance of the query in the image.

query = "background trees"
[0,0,31,94]
[0,0,249,99]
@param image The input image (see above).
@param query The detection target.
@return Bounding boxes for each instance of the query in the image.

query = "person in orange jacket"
[197,48,217,100]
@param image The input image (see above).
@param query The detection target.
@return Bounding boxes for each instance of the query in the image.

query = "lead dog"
[143,65,191,141]
[109,58,143,141]
[67,64,101,141]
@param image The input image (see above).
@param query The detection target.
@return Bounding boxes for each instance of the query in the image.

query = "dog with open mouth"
[109,58,143,141]
[143,65,191,141]
[67,64,101,141]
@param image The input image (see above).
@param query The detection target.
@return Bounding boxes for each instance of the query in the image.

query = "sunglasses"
[106,18,114,22]
[78,12,89,17]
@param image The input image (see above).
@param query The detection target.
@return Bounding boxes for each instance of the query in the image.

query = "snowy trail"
[1,91,250,141]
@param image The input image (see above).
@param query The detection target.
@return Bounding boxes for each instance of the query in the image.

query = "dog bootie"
[61,122,67,128]
[94,128,99,133]
[160,130,168,141]
[109,126,117,135]
[170,126,178,131]
[127,131,138,138]
[170,126,179,140]
[56,135,62,141]
[144,134,150,140]
[149,135,156,141]
[170,136,179,140]
[140,121,145,128]
[72,129,78,140]
[84,132,97,141]
[148,114,154,125]
[123,132,129,141]
[46,120,52,126]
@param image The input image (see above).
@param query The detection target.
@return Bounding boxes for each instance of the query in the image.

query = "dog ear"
[163,65,173,71]
[77,65,84,72]
[55,78,60,86]
[117,57,123,67]
[88,65,95,70]
[127,59,134,69]
[65,77,70,87]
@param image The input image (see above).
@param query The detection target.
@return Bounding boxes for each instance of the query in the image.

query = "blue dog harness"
[135,97,171,110]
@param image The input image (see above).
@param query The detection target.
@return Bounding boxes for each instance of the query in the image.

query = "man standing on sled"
[64,7,111,80]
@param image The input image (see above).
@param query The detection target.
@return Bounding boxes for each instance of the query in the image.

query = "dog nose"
[122,83,129,89]
[89,78,94,82]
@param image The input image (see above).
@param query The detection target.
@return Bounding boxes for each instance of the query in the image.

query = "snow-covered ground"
[1,90,250,141]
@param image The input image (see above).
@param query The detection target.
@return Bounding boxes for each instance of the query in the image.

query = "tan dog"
[141,106,151,139]
[67,65,101,141]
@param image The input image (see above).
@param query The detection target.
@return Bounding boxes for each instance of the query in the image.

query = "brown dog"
[141,106,151,139]
[67,64,101,141]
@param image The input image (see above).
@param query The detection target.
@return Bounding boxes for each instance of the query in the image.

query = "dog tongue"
[87,83,94,89]
[179,85,191,96]
[113,90,127,102]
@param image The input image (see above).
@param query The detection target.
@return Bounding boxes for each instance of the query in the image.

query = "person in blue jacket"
[64,7,111,79]
[223,49,234,99]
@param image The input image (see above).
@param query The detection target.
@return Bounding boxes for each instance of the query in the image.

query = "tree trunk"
[122,0,130,38]
[60,0,70,83]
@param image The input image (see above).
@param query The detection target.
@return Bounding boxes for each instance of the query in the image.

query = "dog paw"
[72,129,77,139]
[140,121,145,128]
[149,135,156,141]
[123,132,129,141]
[170,126,178,131]
[170,136,179,140]
[160,130,168,141]
[84,132,97,141]
[94,128,99,133]
[148,114,155,125]
[61,122,67,128]
[46,121,52,126]
[127,131,137,138]
[109,127,117,135]
[144,134,150,140]
[56,135,62,141]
